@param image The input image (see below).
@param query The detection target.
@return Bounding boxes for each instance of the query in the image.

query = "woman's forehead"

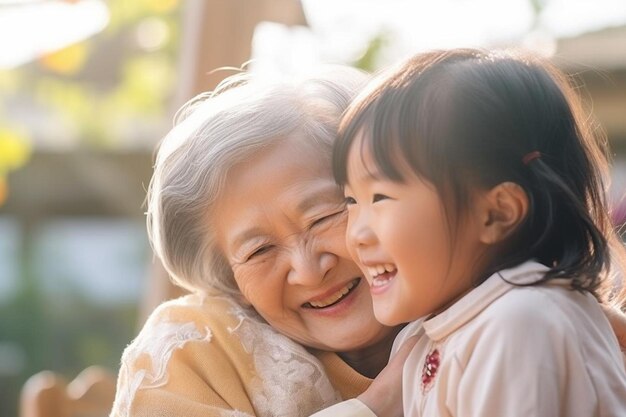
[213,140,342,250]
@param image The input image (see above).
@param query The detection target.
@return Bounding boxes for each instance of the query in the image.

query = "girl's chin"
[373,306,406,327]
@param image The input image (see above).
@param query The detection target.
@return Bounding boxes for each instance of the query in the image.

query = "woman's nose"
[287,244,338,286]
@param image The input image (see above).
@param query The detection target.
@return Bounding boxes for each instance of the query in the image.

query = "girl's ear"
[479,182,528,245]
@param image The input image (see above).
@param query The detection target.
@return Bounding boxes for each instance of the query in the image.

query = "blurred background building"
[0,0,625,416]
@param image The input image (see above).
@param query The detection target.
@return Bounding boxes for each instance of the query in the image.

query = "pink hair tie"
[522,151,541,165]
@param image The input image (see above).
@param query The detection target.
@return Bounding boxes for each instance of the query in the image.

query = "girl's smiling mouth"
[366,264,397,290]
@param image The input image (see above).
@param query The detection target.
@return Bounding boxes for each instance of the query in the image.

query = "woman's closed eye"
[246,245,273,261]
[310,210,345,228]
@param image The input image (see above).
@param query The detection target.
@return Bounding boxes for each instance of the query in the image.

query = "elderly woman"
[110,67,406,417]
[110,66,626,417]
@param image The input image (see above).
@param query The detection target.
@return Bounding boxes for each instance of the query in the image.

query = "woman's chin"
[316,321,397,353]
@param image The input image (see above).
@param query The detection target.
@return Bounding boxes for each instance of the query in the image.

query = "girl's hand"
[357,336,418,417]
[602,305,626,365]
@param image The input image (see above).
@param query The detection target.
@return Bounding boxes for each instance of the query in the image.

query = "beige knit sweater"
[109,293,372,417]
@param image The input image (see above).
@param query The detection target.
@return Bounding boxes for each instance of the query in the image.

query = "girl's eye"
[246,245,273,261]
[344,196,357,206]
[373,193,389,203]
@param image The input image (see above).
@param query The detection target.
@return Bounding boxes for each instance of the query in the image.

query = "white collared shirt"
[392,260,626,417]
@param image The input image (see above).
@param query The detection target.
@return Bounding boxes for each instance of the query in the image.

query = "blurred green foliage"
[0,274,138,417]
[0,0,179,149]
[353,32,389,72]
[0,0,180,415]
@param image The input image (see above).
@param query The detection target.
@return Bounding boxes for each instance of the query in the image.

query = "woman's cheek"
[233,258,280,301]
[344,212,359,261]
[326,217,349,244]
[232,265,259,301]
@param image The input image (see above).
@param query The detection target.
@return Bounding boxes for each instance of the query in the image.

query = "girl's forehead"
[345,131,410,185]
[345,134,377,183]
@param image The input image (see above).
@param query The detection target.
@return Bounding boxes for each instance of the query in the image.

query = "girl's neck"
[338,325,404,378]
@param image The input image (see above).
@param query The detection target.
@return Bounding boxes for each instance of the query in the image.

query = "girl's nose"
[287,244,338,286]
[346,209,376,251]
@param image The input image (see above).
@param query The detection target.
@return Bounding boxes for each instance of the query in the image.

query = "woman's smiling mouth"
[303,278,361,309]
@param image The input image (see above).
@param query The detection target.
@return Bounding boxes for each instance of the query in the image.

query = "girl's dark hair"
[333,48,626,302]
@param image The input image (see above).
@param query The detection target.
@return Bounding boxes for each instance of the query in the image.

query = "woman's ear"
[234,292,253,307]
[479,182,529,245]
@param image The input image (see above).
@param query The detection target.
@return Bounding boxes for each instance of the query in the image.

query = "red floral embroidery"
[421,348,440,390]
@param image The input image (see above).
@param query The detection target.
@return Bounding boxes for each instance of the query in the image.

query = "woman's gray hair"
[146,66,369,296]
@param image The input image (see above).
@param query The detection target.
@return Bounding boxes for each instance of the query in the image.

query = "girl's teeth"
[372,277,390,287]
[368,264,397,278]
[366,264,398,288]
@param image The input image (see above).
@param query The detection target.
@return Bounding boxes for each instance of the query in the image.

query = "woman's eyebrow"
[230,227,266,253]
[296,186,344,213]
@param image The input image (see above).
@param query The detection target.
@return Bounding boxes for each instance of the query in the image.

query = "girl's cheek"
[347,244,360,265]
[345,216,359,256]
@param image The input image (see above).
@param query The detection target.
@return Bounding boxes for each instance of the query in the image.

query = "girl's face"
[343,135,488,325]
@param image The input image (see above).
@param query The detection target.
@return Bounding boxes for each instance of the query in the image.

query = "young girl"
[333,49,626,416]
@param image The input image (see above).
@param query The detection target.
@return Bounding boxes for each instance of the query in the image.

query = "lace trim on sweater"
[113,295,341,417]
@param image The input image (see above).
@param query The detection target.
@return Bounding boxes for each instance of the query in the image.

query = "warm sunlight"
[0,0,109,69]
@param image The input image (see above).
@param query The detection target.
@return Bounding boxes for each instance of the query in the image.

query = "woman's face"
[212,136,393,352]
